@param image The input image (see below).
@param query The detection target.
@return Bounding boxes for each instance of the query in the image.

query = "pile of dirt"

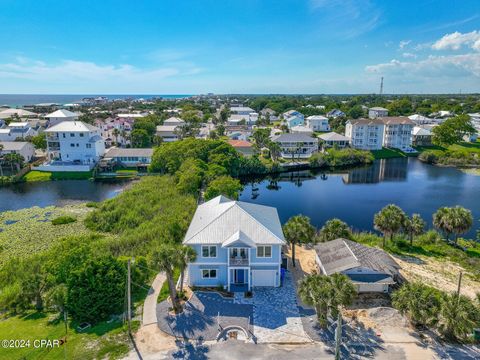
[367,307,406,327]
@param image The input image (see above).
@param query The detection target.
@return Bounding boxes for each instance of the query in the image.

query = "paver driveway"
[252,271,311,343]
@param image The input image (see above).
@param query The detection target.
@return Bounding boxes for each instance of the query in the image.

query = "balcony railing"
[229,257,249,266]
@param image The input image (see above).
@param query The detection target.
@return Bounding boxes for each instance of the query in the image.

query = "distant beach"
[0,94,193,107]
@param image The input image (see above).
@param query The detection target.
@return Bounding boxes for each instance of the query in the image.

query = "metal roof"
[315,238,400,276]
[183,196,286,245]
[105,147,154,157]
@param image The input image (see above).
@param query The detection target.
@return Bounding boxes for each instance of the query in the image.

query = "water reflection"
[342,158,408,184]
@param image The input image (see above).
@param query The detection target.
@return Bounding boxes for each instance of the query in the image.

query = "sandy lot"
[393,254,479,299]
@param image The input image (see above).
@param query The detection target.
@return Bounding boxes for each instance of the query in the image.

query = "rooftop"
[45,121,99,133]
[272,133,317,142]
[318,132,350,141]
[227,139,253,148]
[0,141,31,151]
[105,147,154,157]
[45,109,78,118]
[230,106,255,113]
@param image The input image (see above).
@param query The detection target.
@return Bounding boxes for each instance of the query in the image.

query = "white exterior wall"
[47,129,105,164]
[383,124,413,149]
[48,116,78,126]
[307,117,330,131]
[368,109,388,119]
[347,123,384,150]
[0,143,35,162]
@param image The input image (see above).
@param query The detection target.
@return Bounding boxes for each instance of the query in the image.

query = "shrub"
[51,216,77,225]
[418,150,438,164]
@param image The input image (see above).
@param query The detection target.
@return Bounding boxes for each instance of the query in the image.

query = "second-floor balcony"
[229,248,249,266]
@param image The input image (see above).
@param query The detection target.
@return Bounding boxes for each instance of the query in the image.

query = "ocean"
[0,94,193,107]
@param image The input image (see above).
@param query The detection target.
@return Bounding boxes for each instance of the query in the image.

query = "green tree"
[252,128,271,151]
[433,206,473,244]
[432,115,476,146]
[266,140,282,161]
[373,204,406,247]
[216,124,225,136]
[433,207,454,241]
[298,274,356,328]
[392,282,441,328]
[438,293,479,341]
[67,256,126,322]
[151,244,181,313]
[29,133,47,150]
[283,215,316,267]
[177,246,196,293]
[131,128,151,148]
[3,153,24,173]
[318,218,353,242]
[176,158,206,196]
[403,214,426,246]
[348,105,364,119]
[204,175,243,200]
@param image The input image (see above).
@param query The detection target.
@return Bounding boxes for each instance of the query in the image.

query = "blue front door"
[235,269,245,284]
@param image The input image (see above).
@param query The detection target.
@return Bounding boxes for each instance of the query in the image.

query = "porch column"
[227,267,230,292]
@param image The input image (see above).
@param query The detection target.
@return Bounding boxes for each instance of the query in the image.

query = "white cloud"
[365,53,480,78]
[402,52,417,59]
[399,40,411,49]
[432,30,480,51]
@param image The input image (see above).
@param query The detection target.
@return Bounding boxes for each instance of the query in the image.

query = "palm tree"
[112,128,120,145]
[392,282,441,328]
[283,215,316,267]
[433,207,453,241]
[178,246,196,293]
[298,274,356,328]
[438,293,478,341]
[450,206,473,244]
[3,153,24,173]
[373,204,406,247]
[317,218,352,242]
[403,214,426,246]
[151,244,181,313]
[267,141,281,161]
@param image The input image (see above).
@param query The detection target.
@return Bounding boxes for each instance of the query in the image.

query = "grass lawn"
[0,312,136,360]
[370,147,407,159]
[415,140,480,155]
[158,268,180,303]
[23,170,93,182]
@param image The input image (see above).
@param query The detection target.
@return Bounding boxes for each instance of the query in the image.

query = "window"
[70,133,75,137]
[86,144,92,148]
[80,133,84,137]
[202,269,217,279]
[257,246,272,258]
[202,245,217,258]
[70,143,75,147]
[76,143,79,147]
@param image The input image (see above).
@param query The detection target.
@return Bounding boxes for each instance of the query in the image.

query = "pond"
[0,180,127,212]
[239,158,480,238]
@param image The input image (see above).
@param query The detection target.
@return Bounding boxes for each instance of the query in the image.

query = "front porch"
[227,267,250,292]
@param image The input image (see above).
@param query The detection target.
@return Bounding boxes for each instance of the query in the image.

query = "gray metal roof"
[0,141,32,151]
[315,238,400,276]
[272,133,318,143]
[183,196,286,245]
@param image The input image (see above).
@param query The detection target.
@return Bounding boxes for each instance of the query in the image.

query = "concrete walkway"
[142,272,166,326]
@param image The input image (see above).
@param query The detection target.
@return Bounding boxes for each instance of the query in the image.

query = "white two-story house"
[382,117,415,149]
[42,121,105,170]
[183,196,286,292]
[272,133,319,158]
[306,115,330,132]
[283,110,304,128]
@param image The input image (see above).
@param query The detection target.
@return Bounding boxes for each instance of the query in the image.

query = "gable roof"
[183,196,285,246]
[314,238,400,276]
[227,139,252,148]
[272,133,317,143]
[318,132,350,141]
[45,109,78,118]
[45,121,99,132]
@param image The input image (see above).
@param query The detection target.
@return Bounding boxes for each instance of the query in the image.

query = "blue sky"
[0,0,479,94]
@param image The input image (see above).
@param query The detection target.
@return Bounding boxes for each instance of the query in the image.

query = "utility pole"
[64,310,68,360]
[335,311,342,360]
[457,271,463,299]
[127,259,132,334]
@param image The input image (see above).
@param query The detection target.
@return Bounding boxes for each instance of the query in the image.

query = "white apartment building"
[368,107,389,119]
[345,118,385,150]
[42,121,105,170]
[346,117,414,150]
[306,115,330,132]
[272,133,319,159]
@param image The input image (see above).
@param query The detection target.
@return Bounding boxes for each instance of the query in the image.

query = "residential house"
[318,132,350,148]
[260,108,278,121]
[230,106,255,115]
[0,141,35,162]
[45,109,79,126]
[326,109,345,118]
[156,117,186,142]
[183,195,286,291]
[306,115,330,132]
[0,122,37,141]
[0,108,37,119]
[290,125,313,135]
[227,112,258,126]
[408,114,431,125]
[39,121,105,171]
[412,126,432,146]
[103,147,153,167]
[272,133,319,159]
[368,107,389,119]
[227,139,254,156]
[314,238,401,293]
[225,125,251,141]
[283,110,304,129]
[345,118,384,150]
[116,113,148,120]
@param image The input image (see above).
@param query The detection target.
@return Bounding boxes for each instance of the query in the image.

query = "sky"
[0,0,479,94]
